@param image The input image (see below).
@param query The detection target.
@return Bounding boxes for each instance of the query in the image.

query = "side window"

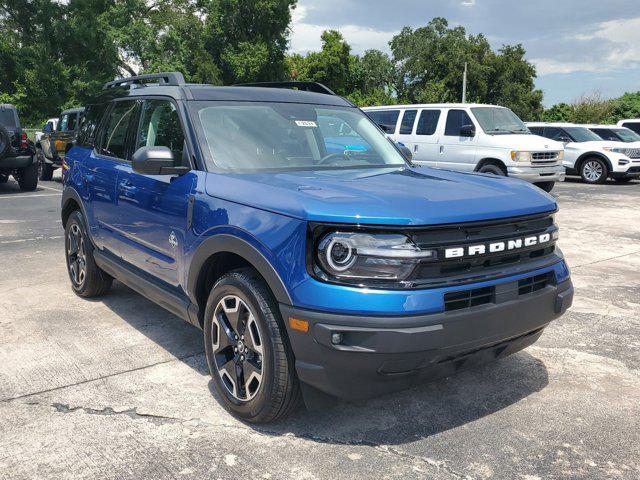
[58,114,68,132]
[99,101,138,159]
[399,109,417,134]
[528,126,543,136]
[67,113,78,131]
[543,127,566,141]
[622,122,640,135]
[416,110,441,136]
[79,104,108,147]
[444,110,473,136]
[366,109,400,134]
[136,100,186,165]
[592,128,616,141]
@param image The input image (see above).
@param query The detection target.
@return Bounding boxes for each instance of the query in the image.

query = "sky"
[289,0,640,106]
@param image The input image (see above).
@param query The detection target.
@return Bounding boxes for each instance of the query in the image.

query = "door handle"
[439,146,444,154]
[414,144,418,153]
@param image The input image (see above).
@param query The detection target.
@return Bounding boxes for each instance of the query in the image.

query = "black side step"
[94,250,194,325]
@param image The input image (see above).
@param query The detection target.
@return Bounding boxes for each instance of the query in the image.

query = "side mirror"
[379,124,391,134]
[132,146,189,176]
[558,136,571,143]
[460,124,476,137]
[396,142,412,161]
[43,123,52,133]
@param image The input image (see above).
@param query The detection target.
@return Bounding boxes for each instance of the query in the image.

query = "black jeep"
[0,104,38,191]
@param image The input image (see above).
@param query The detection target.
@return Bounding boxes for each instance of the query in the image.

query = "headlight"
[557,150,564,161]
[603,146,628,155]
[510,151,533,162]
[316,232,435,281]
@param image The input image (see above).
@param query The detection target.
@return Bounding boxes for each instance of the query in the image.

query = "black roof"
[93,72,353,107]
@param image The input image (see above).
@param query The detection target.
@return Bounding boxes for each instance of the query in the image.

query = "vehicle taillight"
[20,132,28,149]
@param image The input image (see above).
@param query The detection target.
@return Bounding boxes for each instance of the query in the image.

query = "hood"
[204,167,556,226]
[568,140,620,151]
[490,134,563,151]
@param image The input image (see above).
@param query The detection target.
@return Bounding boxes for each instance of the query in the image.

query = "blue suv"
[62,72,573,423]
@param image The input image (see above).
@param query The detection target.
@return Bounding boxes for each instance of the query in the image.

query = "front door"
[114,98,196,289]
[411,109,442,167]
[438,109,478,172]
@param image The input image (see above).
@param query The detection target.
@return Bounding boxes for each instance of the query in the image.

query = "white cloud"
[533,16,640,75]
[289,4,397,55]
[461,0,476,6]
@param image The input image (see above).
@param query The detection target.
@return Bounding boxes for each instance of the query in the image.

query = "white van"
[363,103,565,192]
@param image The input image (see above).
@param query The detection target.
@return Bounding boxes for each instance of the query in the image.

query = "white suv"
[527,122,640,184]
[617,119,640,136]
[363,103,564,192]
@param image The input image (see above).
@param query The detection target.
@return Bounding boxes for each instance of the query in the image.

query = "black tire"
[580,157,608,184]
[477,164,506,176]
[534,181,555,192]
[204,268,299,423]
[613,177,634,184]
[0,174,8,184]
[65,210,113,297]
[0,124,10,160]
[17,161,38,191]
[39,156,54,181]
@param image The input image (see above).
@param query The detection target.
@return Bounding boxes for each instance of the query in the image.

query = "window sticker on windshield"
[295,120,317,128]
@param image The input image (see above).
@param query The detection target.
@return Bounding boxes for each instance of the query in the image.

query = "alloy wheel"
[583,160,603,182]
[67,223,87,287]
[211,295,264,402]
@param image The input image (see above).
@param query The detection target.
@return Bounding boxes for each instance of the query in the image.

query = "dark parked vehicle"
[62,73,573,423]
[0,104,38,191]
[37,107,84,180]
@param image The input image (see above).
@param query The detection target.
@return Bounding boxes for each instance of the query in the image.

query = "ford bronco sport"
[62,72,573,423]
[0,104,38,190]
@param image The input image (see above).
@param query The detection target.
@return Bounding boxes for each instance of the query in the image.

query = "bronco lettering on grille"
[444,233,552,259]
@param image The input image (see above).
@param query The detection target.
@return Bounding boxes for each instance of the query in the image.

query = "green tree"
[609,92,640,123]
[542,103,573,122]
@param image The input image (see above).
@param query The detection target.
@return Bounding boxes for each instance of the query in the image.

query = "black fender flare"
[61,187,88,229]
[187,234,293,307]
[576,152,613,172]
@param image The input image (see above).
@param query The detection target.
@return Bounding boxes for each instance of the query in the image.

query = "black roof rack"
[103,72,186,90]
[235,81,337,96]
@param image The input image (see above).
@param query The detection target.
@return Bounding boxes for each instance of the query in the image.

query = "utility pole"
[462,62,467,103]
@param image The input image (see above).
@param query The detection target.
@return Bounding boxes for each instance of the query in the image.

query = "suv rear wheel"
[204,268,299,423]
[580,157,608,184]
[16,162,38,191]
[65,210,113,297]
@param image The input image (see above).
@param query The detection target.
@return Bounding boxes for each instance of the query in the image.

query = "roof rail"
[103,72,186,90]
[235,81,337,96]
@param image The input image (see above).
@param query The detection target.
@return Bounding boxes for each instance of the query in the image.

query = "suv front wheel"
[580,157,608,184]
[204,268,299,423]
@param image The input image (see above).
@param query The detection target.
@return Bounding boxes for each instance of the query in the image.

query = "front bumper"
[611,165,640,179]
[282,278,573,401]
[0,155,34,169]
[507,164,565,183]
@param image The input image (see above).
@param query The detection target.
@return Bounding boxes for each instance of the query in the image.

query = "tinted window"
[100,101,137,159]
[562,127,601,142]
[444,110,473,136]
[0,108,16,127]
[136,100,186,165]
[613,128,640,142]
[399,110,417,134]
[66,113,78,131]
[528,126,543,135]
[416,110,440,136]
[621,122,640,135]
[471,107,528,134]
[543,127,566,141]
[79,104,108,147]
[591,128,619,142]
[366,110,400,134]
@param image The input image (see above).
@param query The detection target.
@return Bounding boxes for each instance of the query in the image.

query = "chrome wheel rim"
[67,223,86,287]
[583,161,603,182]
[211,295,264,402]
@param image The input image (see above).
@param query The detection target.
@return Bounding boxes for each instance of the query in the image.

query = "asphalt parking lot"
[0,173,638,480]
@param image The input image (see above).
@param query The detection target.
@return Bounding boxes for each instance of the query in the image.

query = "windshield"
[614,128,640,142]
[471,107,529,134]
[191,102,406,172]
[564,127,602,142]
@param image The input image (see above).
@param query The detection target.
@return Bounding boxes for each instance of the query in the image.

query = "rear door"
[438,109,477,171]
[411,109,442,167]
[114,98,196,289]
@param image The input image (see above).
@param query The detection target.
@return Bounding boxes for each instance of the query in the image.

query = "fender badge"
[169,231,178,249]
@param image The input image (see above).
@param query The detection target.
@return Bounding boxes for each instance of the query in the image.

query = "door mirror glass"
[558,136,571,143]
[460,124,476,137]
[395,142,413,161]
[132,146,189,175]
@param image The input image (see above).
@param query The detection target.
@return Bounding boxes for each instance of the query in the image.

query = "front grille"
[532,152,558,160]
[621,148,640,159]
[518,272,551,295]
[407,213,558,288]
[444,286,494,311]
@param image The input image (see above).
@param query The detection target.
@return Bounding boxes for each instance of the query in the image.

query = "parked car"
[363,103,565,192]
[0,103,38,191]
[527,122,640,184]
[35,118,59,142]
[37,107,84,180]
[585,124,640,144]
[617,119,640,135]
[62,73,573,423]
